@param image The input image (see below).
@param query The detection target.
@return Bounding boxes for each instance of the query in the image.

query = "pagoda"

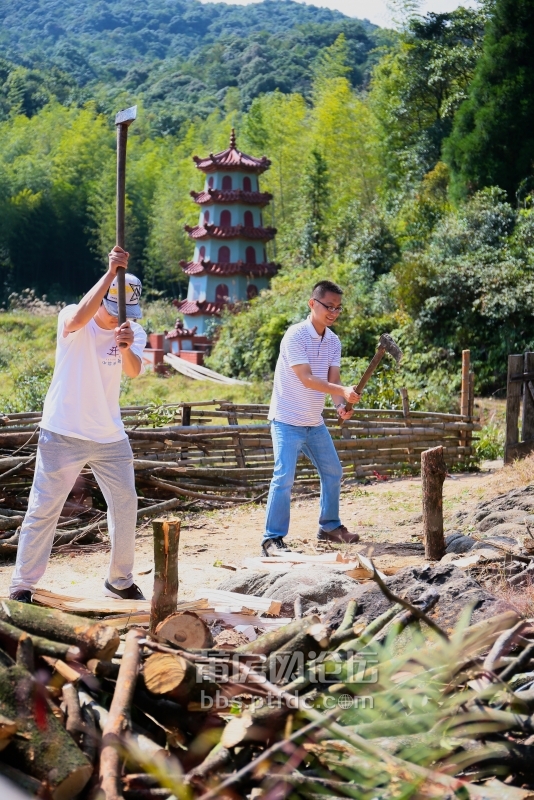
[174,130,279,335]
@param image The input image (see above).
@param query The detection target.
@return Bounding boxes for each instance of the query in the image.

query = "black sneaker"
[261,537,290,556]
[9,590,32,604]
[104,580,146,600]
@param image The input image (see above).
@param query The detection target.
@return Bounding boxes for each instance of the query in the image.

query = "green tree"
[299,149,330,265]
[444,0,534,202]
[370,8,485,192]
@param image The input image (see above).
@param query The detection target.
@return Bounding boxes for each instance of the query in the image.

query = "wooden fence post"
[227,407,246,469]
[150,517,181,634]
[522,352,534,446]
[505,355,524,464]
[421,446,446,561]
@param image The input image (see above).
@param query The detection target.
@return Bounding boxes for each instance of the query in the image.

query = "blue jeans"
[263,421,343,541]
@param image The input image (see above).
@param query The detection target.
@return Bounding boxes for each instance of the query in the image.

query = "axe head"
[378,333,402,364]
[115,105,137,126]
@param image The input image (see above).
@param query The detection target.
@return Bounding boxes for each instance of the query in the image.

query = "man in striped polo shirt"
[262,280,361,555]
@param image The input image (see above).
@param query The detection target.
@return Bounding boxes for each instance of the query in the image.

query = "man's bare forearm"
[122,350,142,378]
[63,270,115,333]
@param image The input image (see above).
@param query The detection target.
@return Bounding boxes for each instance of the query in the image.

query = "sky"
[201,0,479,27]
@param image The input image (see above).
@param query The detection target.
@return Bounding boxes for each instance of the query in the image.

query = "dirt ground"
[2,454,532,603]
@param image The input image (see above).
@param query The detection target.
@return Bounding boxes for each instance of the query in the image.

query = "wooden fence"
[0,400,480,525]
[505,352,534,464]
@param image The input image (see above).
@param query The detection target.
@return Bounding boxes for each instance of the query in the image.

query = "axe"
[344,333,403,414]
[115,104,137,347]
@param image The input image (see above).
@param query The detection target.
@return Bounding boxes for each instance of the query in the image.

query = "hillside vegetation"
[0,0,533,413]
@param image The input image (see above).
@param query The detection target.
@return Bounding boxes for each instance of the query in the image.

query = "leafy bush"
[2,361,53,412]
[474,422,505,461]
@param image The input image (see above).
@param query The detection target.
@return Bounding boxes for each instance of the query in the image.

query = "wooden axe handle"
[116,123,128,345]
[344,346,386,412]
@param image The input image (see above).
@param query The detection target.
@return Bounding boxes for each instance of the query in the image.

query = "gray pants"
[10,429,137,593]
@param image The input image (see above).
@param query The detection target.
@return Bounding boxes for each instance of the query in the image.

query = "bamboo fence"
[0,401,480,548]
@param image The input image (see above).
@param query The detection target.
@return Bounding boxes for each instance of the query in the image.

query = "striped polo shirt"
[268,317,342,426]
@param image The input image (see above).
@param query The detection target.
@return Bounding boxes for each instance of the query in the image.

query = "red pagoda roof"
[191,189,272,207]
[193,130,271,174]
[180,259,279,277]
[172,299,224,317]
[185,224,276,242]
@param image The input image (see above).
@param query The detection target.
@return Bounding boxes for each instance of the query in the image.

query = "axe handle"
[116,122,128,344]
[344,346,386,412]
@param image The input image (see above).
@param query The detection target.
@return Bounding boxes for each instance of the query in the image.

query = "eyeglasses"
[313,298,343,314]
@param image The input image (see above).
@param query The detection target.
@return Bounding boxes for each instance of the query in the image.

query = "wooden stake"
[150,517,181,634]
[421,446,446,561]
[460,350,470,447]
[505,354,524,463]
[99,629,143,800]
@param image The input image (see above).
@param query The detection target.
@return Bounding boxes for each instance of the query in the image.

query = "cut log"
[0,762,44,796]
[16,632,34,672]
[100,629,144,800]
[150,517,181,634]
[265,623,330,685]
[155,611,213,650]
[0,599,119,660]
[0,617,82,662]
[143,653,201,701]
[0,712,17,752]
[421,445,447,560]
[236,615,321,656]
[0,663,92,800]
[62,682,85,746]
[80,690,164,762]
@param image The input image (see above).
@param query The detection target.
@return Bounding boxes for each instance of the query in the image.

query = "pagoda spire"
[229,128,237,149]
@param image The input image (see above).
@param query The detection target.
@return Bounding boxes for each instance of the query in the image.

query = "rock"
[322,564,514,633]
[478,522,526,545]
[216,566,358,616]
[477,510,528,532]
[472,532,520,549]
[445,533,476,554]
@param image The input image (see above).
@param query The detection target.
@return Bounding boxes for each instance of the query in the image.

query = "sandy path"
[0,461,511,602]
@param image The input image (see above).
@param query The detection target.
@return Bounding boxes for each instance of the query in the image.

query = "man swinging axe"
[261,280,401,555]
[10,106,147,604]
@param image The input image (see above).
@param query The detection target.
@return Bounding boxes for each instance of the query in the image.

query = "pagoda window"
[247,284,259,300]
[243,176,252,191]
[208,177,214,188]
[220,209,232,226]
[215,283,229,302]
[222,176,232,191]
[218,246,231,263]
[263,247,267,261]
[203,210,210,224]
[198,246,206,261]
[246,246,256,264]
[244,210,254,227]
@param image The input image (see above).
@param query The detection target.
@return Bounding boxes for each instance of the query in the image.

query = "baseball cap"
[103,273,142,319]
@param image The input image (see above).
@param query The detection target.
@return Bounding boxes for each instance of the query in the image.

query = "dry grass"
[472,453,534,501]
[485,573,534,619]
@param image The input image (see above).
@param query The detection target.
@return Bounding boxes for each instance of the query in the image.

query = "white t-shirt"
[41,306,146,443]
[268,317,341,427]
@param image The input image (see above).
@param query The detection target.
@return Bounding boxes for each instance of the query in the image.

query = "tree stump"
[421,446,447,561]
[150,517,181,634]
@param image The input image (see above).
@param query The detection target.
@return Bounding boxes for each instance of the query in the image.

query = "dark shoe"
[261,537,290,556]
[317,525,360,544]
[104,580,146,600]
[9,590,32,604]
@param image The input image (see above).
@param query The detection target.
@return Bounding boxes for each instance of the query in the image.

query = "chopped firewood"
[155,611,213,650]
[0,600,120,660]
[0,662,92,800]
[0,713,17,752]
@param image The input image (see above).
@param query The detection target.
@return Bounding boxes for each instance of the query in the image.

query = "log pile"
[2,570,534,799]
[0,402,480,556]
